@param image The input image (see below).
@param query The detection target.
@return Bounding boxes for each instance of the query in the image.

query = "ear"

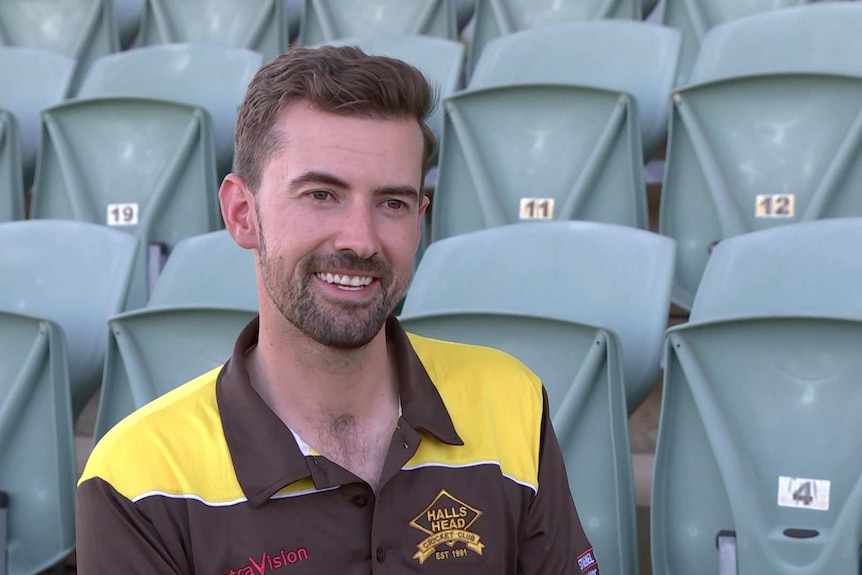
[219,173,259,250]
[414,194,430,248]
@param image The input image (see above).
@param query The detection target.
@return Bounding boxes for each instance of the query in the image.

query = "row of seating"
[4,3,862,311]
[2,216,860,574]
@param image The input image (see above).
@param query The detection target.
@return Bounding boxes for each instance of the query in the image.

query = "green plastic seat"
[688,3,862,85]
[94,230,257,440]
[663,0,819,86]
[659,5,862,309]
[469,19,681,158]
[77,43,263,180]
[654,318,862,575]
[432,83,647,241]
[399,312,637,574]
[298,0,457,45]
[468,0,642,77]
[652,219,862,575]
[313,35,464,164]
[0,220,138,417]
[0,47,75,188]
[0,0,119,94]
[402,221,675,411]
[0,312,76,575]
[30,97,220,300]
[138,0,287,63]
[0,111,23,222]
[690,218,862,323]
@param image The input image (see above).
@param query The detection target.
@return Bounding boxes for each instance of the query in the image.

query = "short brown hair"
[234,45,438,192]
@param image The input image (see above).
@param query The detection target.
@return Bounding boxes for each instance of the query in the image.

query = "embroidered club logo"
[409,489,485,565]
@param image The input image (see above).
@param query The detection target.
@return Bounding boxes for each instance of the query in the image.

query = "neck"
[248,309,398,429]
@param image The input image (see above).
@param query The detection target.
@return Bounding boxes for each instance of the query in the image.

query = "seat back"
[31,97,220,299]
[0,220,139,415]
[148,230,258,308]
[312,35,464,163]
[403,221,675,410]
[298,0,456,45]
[0,47,75,186]
[0,111,23,222]
[139,0,286,62]
[469,0,642,77]
[0,0,118,94]
[400,312,636,575]
[94,307,256,440]
[663,0,816,86]
[94,230,258,439]
[653,317,862,574]
[690,3,862,85]
[659,75,862,309]
[469,20,681,158]
[432,84,647,241]
[78,43,263,180]
[690,218,862,323]
[0,312,76,575]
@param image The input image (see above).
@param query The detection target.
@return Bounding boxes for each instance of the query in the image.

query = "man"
[77,46,598,574]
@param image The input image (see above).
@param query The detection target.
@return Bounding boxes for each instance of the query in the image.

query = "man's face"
[253,102,428,349]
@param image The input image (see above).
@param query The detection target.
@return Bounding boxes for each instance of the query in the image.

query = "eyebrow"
[289,170,420,199]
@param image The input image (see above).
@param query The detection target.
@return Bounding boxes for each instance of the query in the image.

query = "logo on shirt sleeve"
[578,547,598,574]
[409,489,485,564]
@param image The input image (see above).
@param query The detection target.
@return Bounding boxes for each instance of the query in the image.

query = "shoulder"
[405,333,547,490]
[79,366,243,504]
[406,332,544,405]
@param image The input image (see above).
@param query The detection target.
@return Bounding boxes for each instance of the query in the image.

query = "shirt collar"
[217,315,462,506]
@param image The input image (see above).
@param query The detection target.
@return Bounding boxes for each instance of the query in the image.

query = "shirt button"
[352,495,368,507]
[376,547,386,562]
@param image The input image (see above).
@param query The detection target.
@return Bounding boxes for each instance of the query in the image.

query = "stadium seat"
[468,0,642,77]
[313,35,464,164]
[400,312,637,575]
[30,97,220,299]
[663,0,820,86]
[93,230,257,440]
[0,0,119,94]
[0,47,75,188]
[432,83,648,241]
[468,19,681,158]
[138,0,287,63]
[0,312,76,575]
[652,219,862,575]
[0,111,23,222]
[659,3,862,309]
[401,221,675,411]
[689,218,862,323]
[298,0,457,45]
[78,43,263,180]
[0,220,139,417]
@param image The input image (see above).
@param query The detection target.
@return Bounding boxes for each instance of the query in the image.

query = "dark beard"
[258,220,404,349]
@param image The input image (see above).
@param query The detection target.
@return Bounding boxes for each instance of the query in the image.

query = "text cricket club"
[409,489,485,564]
[221,547,309,575]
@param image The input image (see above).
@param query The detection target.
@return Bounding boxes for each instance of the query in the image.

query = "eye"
[385,199,408,210]
[310,190,332,201]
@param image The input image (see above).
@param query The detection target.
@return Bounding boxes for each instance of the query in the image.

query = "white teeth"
[315,272,373,288]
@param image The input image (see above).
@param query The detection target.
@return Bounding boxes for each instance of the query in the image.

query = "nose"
[332,199,381,259]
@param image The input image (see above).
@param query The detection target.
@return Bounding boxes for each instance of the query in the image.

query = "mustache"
[303,251,392,278]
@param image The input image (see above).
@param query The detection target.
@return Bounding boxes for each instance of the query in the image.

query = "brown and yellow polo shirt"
[77,317,598,574]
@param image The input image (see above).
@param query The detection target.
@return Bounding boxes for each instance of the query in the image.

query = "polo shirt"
[77,316,598,574]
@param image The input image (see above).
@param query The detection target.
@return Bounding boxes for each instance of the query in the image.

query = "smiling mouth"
[315,272,375,291]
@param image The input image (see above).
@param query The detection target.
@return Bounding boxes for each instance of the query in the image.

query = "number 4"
[793,481,814,506]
